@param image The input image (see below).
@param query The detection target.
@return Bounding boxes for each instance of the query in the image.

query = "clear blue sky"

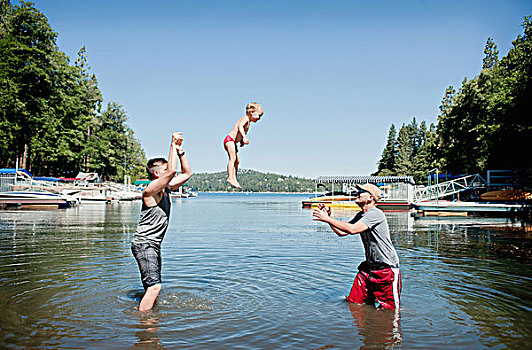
[31,0,531,179]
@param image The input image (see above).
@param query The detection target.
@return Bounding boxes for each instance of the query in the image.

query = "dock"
[305,171,528,216]
[413,201,524,216]
[302,175,415,211]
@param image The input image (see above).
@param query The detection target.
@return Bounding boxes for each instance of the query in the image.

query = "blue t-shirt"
[349,207,400,268]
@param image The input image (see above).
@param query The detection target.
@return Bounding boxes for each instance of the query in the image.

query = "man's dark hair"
[146,158,167,180]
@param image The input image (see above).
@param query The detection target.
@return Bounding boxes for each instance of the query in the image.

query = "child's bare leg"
[234,152,240,183]
[225,142,241,188]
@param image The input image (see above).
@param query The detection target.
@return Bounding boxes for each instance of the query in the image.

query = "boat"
[0,190,79,209]
[68,188,112,202]
[413,200,524,215]
[302,192,360,209]
[170,189,198,198]
[302,191,411,211]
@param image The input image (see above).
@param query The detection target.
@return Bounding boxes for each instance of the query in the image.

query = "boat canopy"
[34,176,63,182]
[315,175,415,185]
[0,168,32,177]
[134,179,151,185]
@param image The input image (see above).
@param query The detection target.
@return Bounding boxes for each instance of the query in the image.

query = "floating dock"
[413,201,524,216]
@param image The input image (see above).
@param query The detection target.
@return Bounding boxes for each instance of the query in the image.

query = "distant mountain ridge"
[185,169,314,192]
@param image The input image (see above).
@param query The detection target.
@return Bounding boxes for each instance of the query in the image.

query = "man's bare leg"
[139,283,162,311]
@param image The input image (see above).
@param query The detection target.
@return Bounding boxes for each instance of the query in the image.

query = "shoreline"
[198,191,317,195]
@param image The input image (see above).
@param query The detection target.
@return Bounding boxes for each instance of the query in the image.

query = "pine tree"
[374,124,397,176]
[412,122,436,184]
[395,125,412,176]
[482,37,499,69]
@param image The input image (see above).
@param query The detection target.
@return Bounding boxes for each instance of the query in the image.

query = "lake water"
[0,193,531,349]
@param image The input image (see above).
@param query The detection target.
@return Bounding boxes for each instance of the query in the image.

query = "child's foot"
[227,178,242,189]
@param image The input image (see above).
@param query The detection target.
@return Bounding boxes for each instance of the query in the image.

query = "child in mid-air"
[223,102,264,189]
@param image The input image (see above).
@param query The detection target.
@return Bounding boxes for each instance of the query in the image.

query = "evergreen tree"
[124,129,147,180]
[88,102,129,179]
[487,16,532,171]
[374,124,397,176]
[482,37,499,70]
[412,122,437,184]
[0,1,145,179]
[409,117,420,164]
[74,46,103,172]
[0,0,58,169]
[85,102,146,180]
[395,125,412,176]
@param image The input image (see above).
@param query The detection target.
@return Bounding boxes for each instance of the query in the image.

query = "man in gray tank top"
[131,132,193,311]
[312,183,401,310]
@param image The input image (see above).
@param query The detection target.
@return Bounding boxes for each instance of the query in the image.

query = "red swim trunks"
[346,261,401,310]
[224,135,235,145]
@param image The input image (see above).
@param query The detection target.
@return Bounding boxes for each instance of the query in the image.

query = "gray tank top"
[132,188,172,245]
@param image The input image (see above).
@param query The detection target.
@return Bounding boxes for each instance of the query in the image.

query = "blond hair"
[246,102,263,116]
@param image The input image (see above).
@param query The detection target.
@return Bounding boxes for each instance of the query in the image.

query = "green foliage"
[374,118,436,184]
[0,1,145,179]
[375,16,532,186]
[185,169,315,192]
[483,37,499,69]
[87,102,146,181]
[437,16,532,176]
[374,124,397,175]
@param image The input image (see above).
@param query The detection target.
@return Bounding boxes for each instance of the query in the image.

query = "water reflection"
[134,312,164,349]
[348,303,402,349]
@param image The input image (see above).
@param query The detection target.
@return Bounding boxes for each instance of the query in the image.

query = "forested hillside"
[186,169,315,192]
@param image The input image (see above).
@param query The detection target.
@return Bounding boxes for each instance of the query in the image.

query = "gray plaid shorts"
[131,241,162,289]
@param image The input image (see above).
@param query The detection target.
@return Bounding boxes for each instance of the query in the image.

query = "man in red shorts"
[312,183,401,309]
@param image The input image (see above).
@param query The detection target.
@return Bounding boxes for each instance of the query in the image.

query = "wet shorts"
[346,261,402,310]
[131,241,162,290]
[223,135,235,145]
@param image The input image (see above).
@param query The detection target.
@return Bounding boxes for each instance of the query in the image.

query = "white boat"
[0,191,78,208]
[67,186,141,203]
[170,189,198,198]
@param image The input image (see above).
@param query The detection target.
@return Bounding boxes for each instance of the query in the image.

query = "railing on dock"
[414,173,487,202]
[0,173,16,192]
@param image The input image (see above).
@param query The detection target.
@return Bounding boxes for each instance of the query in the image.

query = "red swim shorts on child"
[224,135,235,145]
[346,262,402,310]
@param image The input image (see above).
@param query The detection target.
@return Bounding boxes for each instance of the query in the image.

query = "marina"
[303,172,530,217]
[0,168,141,208]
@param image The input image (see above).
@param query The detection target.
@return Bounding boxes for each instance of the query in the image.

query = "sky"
[29,0,532,179]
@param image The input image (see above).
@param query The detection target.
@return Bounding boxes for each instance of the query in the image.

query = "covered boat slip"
[302,175,415,211]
